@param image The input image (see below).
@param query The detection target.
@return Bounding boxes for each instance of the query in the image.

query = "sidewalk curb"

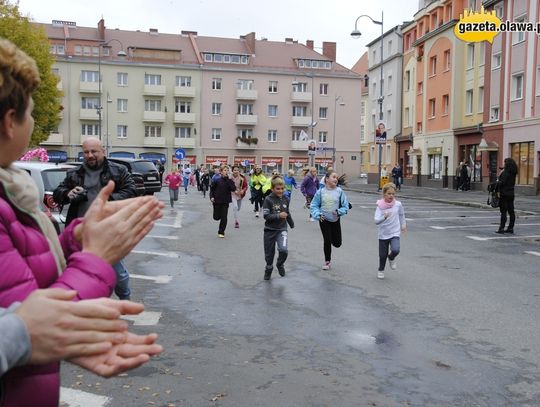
[344,187,539,216]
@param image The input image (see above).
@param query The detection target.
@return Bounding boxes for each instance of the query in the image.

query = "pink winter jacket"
[0,186,116,407]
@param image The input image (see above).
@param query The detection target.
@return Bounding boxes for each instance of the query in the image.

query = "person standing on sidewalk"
[231,165,248,228]
[262,175,295,280]
[391,163,402,191]
[164,169,181,208]
[210,165,236,238]
[495,158,518,234]
[300,167,319,221]
[374,183,407,280]
[310,170,349,270]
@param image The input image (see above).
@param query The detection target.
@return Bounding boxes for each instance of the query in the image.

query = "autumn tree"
[0,0,61,146]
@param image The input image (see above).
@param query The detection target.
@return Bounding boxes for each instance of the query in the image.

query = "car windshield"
[42,169,69,192]
[132,161,157,172]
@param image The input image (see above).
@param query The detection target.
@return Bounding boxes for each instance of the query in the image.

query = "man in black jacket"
[54,137,137,299]
[209,165,236,238]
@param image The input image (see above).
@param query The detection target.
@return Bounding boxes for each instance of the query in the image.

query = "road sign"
[174,148,186,160]
[242,160,250,166]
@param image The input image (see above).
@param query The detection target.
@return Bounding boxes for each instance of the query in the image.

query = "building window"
[175,127,191,138]
[466,43,475,69]
[319,83,328,95]
[268,130,277,142]
[387,75,393,94]
[144,74,161,85]
[83,46,91,56]
[319,107,328,119]
[512,73,523,100]
[513,16,526,44]
[478,42,485,66]
[117,99,128,113]
[291,130,302,141]
[490,106,499,122]
[318,131,328,143]
[293,82,308,92]
[212,78,222,90]
[492,53,501,69]
[511,141,535,185]
[74,45,82,55]
[385,144,392,165]
[117,125,127,139]
[494,5,503,19]
[404,107,410,127]
[81,123,99,136]
[477,86,484,113]
[268,81,278,93]
[80,70,99,82]
[442,94,449,115]
[387,40,393,55]
[429,153,442,179]
[467,0,475,10]
[81,97,99,109]
[211,128,221,141]
[144,126,162,138]
[386,110,392,128]
[237,103,253,115]
[144,100,162,112]
[268,105,278,117]
[429,56,437,76]
[429,98,436,118]
[212,103,222,115]
[405,70,410,91]
[117,72,128,86]
[465,89,473,115]
[292,105,307,117]
[176,76,191,87]
[360,125,365,141]
[370,145,376,164]
[238,128,253,138]
[417,121,423,133]
[175,100,191,113]
[443,50,451,71]
[237,79,254,90]
[417,81,423,94]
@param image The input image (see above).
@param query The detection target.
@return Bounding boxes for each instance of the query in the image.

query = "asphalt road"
[60,186,540,407]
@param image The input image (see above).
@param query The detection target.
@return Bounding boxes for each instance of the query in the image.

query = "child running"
[300,167,319,221]
[374,182,406,279]
[230,165,248,228]
[283,169,297,200]
[310,170,349,270]
[262,175,295,280]
[164,168,181,208]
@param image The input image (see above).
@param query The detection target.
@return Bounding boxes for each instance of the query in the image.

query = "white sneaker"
[377,271,385,279]
[389,259,397,270]
[309,217,315,222]
[322,261,331,270]
[255,212,259,218]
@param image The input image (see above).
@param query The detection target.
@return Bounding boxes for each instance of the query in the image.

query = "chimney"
[306,40,314,50]
[244,32,256,55]
[285,37,294,44]
[149,28,158,35]
[322,41,336,62]
[97,18,105,40]
[181,30,198,36]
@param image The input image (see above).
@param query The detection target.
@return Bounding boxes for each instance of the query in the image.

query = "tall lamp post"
[351,11,384,189]
[332,95,345,167]
[97,39,126,145]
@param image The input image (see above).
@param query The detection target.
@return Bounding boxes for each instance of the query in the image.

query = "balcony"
[173,112,196,124]
[42,133,64,145]
[143,84,166,97]
[291,140,309,150]
[174,137,196,148]
[79,108,99,120]
[143,111,166,122]
[290,116,312,127]
[236,89,258,100]
[79,81,99,93]
[235,114,258,126]
[291,91,312,103]
[143,137,166,147]
[236,137,258,149]
[174,86,196,98]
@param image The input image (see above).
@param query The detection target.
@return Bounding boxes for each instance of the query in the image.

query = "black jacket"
[262,192,294,231]
[497,169,516,197]
[209,176,236,204]
[53,159,137,225]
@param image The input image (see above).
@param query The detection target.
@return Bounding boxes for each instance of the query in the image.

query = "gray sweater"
[262,192,295,231]
[0,303,30,377]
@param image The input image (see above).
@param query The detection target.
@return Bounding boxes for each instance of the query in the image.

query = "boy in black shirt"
[262,175,295,280]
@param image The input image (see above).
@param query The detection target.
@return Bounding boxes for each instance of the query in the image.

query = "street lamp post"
[105,92,112,156]
[97,39,126,145]
[351,11,384,189]
[332,95,345,167]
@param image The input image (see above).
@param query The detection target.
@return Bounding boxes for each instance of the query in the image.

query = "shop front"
[233,156,256,172]
[315,157,332,176]
[204,155,229,169]
[288,156,309,174]
[172,155,196,169]
[261,157,283,174]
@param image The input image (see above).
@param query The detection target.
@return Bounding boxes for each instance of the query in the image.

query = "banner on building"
[205,155,229,165]
[289,156,309,167]
[261,156,283,167]
[233,156,256,165]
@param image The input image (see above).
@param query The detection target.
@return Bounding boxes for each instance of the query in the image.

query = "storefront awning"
[47,150,67,163]
[139,152,166,163]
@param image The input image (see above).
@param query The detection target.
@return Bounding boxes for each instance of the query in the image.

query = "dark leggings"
[378,237,400,271]
[213,203,229,234]
[499,195,515,230]
[253,189,264,212]
[319,219,342,262]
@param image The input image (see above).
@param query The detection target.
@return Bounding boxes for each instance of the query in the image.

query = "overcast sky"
[17,0,419,69]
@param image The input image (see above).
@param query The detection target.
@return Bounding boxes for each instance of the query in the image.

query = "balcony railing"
[42,133,64,145]
[235,114,258,125]
[236,89,258,100]
[291,140,309,150]
[79,81,99,93]
[143,84,166,96]
[174,137,196,148]
[236,137,258,149]
[79,108,99,120]
[143,137,166,146]
[143,111,166,122]
[173,112,196,123]
[290,116,312,127]
[174,86,196,98]
[291,91,312,103]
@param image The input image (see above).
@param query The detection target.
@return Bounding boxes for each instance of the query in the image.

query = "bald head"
[82,137,105,169]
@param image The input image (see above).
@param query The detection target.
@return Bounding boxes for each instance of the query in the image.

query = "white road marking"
[130,273,173,284]
[60,387,111,407]
[131,250,180,258]
[466,235,540,241]
[146,235,179,240]
[155,210,184,228]
[406,209,487,213]
[431,223,540,230]
[122,311,162,326]
[409,215,500,221]
[524,251,540,257]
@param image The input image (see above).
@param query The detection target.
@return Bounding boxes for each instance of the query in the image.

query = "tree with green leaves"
[0,0,61,146]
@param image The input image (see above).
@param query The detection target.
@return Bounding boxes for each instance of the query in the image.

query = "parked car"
[107,158,162,195]
[13,161,76,233]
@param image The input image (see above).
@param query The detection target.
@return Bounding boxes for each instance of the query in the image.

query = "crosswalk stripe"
[60,387,110,407]
[131,250,180,258]
[145,235,179,240]
[466,235,540,241]
[524,251,540,257]
[130,273,173,284]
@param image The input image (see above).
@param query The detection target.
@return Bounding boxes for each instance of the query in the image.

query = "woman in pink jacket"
[0,40,163,407]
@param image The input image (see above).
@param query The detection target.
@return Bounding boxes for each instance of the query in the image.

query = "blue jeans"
[113,260,131,299]
[378,237,400,271]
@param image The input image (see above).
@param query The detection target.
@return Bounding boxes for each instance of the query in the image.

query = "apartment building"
[40,19,363,175]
